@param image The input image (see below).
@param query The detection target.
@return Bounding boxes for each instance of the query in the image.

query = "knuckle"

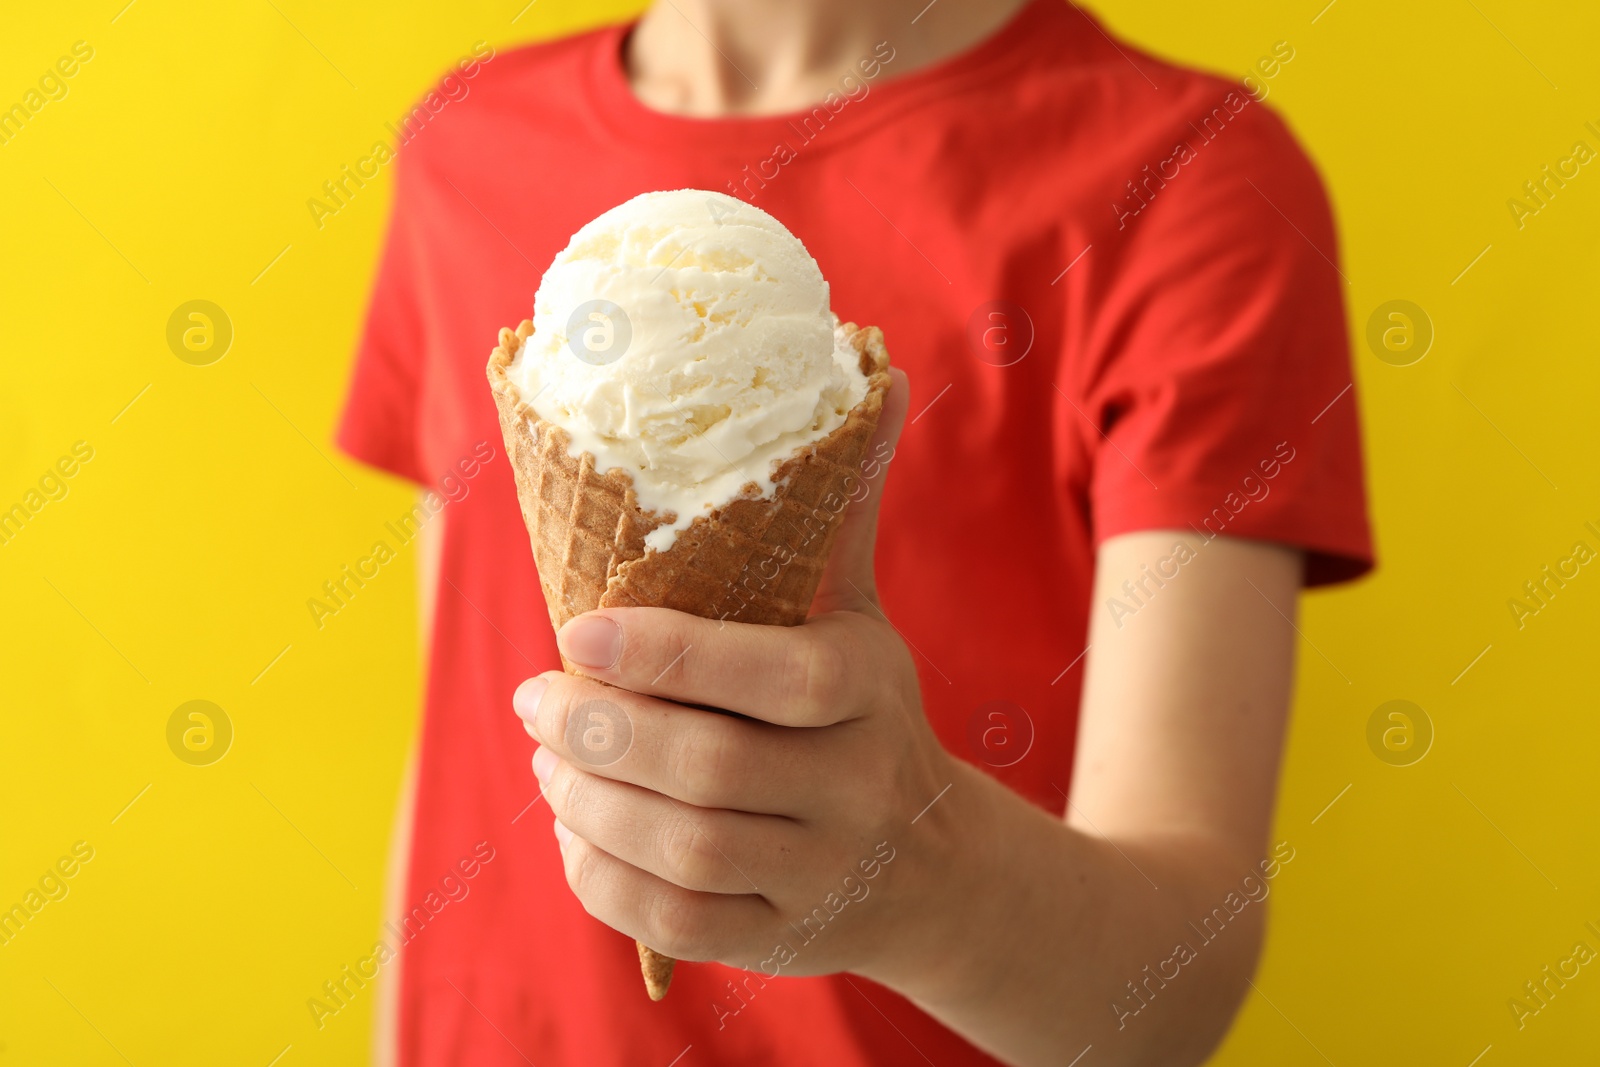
[796,632,850,714]
[648,891,710,961]
[561,834,598,897]
[674,727,734,807]
[534,674,576,746]
[544,761,580,817]
[660,818,713,888]
[640,618,694,686]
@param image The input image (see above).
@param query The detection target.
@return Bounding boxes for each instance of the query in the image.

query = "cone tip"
[638,942,675,1001]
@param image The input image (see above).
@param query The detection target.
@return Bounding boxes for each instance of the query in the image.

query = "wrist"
[858,757,1020,1006]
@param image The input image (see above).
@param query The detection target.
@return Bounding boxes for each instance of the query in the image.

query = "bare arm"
[903,530,1301,1065]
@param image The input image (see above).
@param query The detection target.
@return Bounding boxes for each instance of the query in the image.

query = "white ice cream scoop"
[509,189,868,552]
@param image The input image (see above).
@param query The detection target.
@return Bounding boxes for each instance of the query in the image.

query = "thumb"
[811,366,910,616]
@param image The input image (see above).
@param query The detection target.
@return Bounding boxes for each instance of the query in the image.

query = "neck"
[627,0,1031,116]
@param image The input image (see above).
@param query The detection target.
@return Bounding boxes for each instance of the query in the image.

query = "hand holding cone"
[487,318,892,999]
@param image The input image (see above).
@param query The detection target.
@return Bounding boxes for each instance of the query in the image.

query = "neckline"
[583,0,1069,157]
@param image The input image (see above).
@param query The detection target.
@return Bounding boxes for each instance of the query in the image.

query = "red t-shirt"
[337,2,1373,1063]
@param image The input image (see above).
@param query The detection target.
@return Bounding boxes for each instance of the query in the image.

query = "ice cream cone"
[487,316,891,998]
[637,941,676,1003]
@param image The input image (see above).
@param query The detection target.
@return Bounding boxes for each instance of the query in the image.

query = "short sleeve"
[1078,93,1374,586]
[336,153,429,486]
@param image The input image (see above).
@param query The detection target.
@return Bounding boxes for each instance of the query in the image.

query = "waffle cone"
[486,318,892,999]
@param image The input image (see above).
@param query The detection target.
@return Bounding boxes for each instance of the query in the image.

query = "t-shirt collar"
[581,0,1079,157]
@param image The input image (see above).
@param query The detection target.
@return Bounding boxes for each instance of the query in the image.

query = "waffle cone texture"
[486,318,892,999]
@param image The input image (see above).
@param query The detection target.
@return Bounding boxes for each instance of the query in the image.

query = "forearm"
[517,523,1294,1062]
[862,759,1267,1067]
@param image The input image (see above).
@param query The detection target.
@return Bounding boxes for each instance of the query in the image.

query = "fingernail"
[532,745,557,785]
[558,615,622,670]
[553,819,573,849]
[513,677,549,722]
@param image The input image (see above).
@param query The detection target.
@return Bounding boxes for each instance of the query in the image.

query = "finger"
[537,753,801,894]
[551,608,886,726]
[554,823,775,964]
[812,364,909,615]
[516,673,831,812]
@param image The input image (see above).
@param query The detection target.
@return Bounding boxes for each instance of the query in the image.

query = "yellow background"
[2,1,1595,1063]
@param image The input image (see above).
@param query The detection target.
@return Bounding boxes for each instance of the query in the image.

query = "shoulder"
[999,10,1330,231]
[1016,8,1318,184]
[1078,37,1317,185]
[1059,41,1336,256]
